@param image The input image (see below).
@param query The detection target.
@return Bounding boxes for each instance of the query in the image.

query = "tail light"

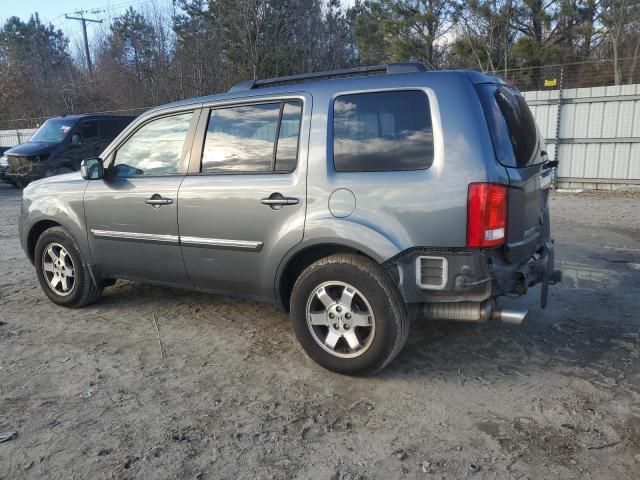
[466,183,507,248]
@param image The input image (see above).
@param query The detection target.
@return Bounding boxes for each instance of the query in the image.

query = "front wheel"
[34,226,103,307]
[290,254,409,375]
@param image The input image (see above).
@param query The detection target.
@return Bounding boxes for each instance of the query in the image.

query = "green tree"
[109,7,157,83]
[0,14,73,122]
[351,0,460,67]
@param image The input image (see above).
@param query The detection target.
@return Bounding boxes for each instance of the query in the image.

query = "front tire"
[34,226,103,307]
[290,254,409,375]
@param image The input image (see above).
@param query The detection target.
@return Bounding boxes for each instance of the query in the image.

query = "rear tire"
[34,226,103,308]
[290,254,408,375]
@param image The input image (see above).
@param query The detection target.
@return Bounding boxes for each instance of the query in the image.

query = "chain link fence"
[499,57,639,92]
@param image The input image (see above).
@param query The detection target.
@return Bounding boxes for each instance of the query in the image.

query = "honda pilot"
[19,63,561,375]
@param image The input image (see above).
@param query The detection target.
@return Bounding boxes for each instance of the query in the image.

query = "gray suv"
[19,63,561,375]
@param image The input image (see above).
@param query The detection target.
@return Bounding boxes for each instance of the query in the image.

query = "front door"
[178,97,309,299]
[84,110,197,286]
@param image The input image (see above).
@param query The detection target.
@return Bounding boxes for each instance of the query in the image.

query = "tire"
[34,226,103,308]
[290,254,409,375]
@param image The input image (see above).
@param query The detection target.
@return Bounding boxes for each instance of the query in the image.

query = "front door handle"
[261,193,299,209]
[145,194,173,207]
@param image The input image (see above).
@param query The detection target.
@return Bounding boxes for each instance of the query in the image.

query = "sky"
[1,0,355,60]
[1,0,172,57]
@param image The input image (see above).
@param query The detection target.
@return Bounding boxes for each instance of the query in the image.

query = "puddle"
[556,261,620,289]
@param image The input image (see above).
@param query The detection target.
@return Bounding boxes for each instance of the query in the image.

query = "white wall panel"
[525,83,640,181]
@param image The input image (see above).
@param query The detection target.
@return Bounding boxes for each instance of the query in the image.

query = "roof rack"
[228,62,428,92]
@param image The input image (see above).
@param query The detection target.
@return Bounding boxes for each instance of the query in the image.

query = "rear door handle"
[261,193,299,209]
[261,198,299,206]
[145,194,173,207]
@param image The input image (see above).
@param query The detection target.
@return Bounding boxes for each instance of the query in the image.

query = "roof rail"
[228,62,428,93]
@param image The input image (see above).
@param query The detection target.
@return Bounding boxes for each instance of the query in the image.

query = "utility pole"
[64,11,103,75]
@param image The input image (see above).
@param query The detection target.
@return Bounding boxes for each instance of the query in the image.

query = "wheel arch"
[26,217,103,288]
[275,240,395,312]
[27,219,62,263]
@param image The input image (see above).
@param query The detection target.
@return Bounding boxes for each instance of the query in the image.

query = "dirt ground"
[1,184,639,480]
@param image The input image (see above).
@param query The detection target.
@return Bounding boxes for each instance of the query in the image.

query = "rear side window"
[477,85,541,168]
[100,119,132,140]
[79,121,98,140]
[333,90,433,172]
[202,100,303,173]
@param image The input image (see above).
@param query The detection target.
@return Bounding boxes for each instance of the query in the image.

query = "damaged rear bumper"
[386,241,562,307]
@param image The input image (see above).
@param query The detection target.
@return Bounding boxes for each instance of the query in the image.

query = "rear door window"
[333,90,434,172]
[79,120,98,140]
[477,85,541,168]
[100,119,132,140]
[201,100,303,173]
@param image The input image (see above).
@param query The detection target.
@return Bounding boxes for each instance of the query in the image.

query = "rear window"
[477,85,541,168]
[333,90,434,172]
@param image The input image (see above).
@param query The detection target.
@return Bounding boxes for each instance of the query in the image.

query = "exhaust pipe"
[421,300,527,325]
[491,308,528,325]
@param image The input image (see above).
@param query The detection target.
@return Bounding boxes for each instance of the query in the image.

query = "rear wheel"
[34,226,103,307]
[290,254,408,375]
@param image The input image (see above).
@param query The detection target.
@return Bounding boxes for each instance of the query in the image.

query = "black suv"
[3,115,135,187]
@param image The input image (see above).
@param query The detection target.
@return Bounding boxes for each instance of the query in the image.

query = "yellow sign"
[544,78,558,87]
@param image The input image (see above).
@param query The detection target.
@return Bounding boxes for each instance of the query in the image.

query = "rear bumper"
[386,242,561,304]
[491,240,561,296]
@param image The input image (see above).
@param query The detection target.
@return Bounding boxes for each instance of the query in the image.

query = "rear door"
[477,84,552,263]
[178,95,309,300]
[84,109,198,285]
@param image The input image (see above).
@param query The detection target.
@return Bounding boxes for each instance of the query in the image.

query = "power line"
[64,12,103,75]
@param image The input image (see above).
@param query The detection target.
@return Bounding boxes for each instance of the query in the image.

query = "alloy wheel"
[41,242,75,296]
[305,281,375,358]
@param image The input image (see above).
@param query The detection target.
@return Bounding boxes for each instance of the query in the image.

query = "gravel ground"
[1,184,639,480]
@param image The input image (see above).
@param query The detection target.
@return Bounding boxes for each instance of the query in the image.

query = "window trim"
[329,87,435,174]
[188,95,306,176]
[105,108,200,178]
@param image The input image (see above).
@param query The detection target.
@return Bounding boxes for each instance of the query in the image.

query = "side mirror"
[80,157,104,180]
[71,134,81,146]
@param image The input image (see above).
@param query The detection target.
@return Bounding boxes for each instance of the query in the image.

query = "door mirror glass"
[80,157,104,180]
[71,134,81,146]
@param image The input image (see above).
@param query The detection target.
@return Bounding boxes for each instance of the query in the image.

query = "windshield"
[29,119,76,143]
